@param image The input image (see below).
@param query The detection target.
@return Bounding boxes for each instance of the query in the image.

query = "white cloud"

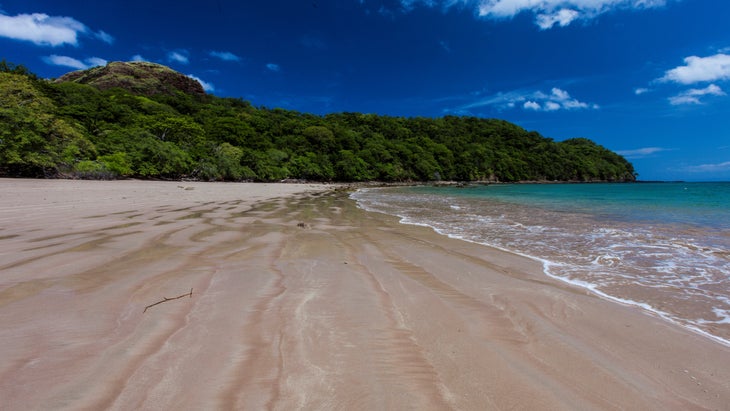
[536,8,580,29]
[648,53,730,106]
[95,30,114,44]
[685,161,730,173]
[85,57,108,67]
[668,95,701,105]
[539,87,596,110]
[634,87,649,95]
[187,74,215,92]
[266,63,281,72]
[131,54,148,62]
[168,51,189,65]
[210,51,241,61]
[43,55,107,70]
[616,147,670,159]
[702,84,728,95]
[397,0,668,29]
[660,54,730,85]
[479,0,668,20]
[43,55,87,70]
[460,90,528,110]
[0,12,87,46]
[0,12,113,46]
[544,101,562,111]
[550,87,570,101]
[463,87,598,112]
[669,84,725,105]
[524,101,541,110]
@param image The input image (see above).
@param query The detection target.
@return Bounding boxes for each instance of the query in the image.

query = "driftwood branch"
[143,288,193,313]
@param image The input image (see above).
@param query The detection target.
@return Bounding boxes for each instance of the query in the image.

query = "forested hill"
[1,61,636,182]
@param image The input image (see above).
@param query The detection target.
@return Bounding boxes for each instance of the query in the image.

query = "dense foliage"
[1,62,636,182]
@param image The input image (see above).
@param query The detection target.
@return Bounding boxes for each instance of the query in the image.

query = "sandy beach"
[1,178,729,410]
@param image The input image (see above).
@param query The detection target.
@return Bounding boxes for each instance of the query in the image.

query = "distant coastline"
[3,61,636,183]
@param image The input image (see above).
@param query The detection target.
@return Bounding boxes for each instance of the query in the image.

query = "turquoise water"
[442,182,730,231]
[352,182,730,346]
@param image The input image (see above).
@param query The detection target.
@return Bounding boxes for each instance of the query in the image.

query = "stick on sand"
[143,288,193,313]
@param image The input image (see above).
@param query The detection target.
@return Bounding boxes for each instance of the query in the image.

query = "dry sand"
[0,178,729,410]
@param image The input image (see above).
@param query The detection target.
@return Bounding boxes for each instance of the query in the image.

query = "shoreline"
[1,179,729,409]
[366,200,730,349]
[352,183,730,350]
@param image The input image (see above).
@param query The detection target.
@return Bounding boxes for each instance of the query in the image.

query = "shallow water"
[352,182,730,346]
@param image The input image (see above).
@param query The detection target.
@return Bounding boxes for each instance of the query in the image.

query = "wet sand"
[1,178,729,410]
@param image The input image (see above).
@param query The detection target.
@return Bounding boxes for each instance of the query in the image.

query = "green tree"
[197,142,255,181]
[0,73,95,176]
[302,125,336,153]
[0,62,637,182]
[335,150,375,181]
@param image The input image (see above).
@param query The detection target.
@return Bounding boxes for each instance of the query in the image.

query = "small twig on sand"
[143,288,193,313]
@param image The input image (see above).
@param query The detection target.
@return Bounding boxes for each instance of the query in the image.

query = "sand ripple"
[1,179,729,410]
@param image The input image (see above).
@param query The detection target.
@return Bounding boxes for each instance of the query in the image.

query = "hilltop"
[1,61,636,182]
[55,61,205,96]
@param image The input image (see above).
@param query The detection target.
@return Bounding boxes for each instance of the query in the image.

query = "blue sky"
[2,0,729,180]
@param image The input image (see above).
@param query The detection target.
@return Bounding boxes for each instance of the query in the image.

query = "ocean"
[351,182,730,346]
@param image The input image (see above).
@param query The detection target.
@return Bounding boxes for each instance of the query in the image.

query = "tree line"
[1,61,636,182]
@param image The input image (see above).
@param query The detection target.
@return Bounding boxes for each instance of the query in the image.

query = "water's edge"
[351,186,730,348]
